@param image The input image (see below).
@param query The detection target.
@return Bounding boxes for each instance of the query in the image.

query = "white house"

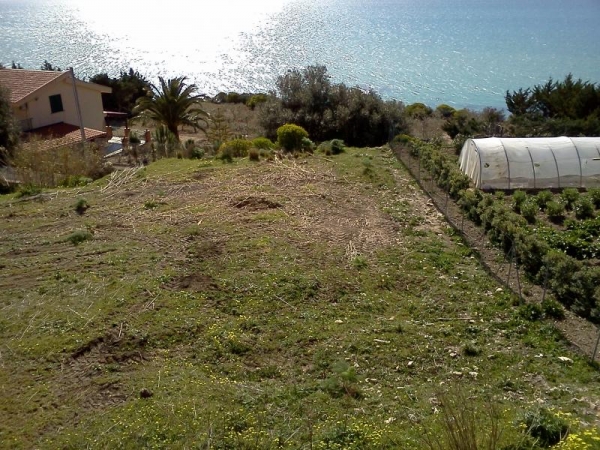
[0,68,112,147]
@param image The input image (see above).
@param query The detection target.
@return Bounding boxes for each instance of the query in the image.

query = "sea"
[1,0,599,110]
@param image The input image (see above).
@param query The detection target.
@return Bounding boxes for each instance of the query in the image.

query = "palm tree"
[132,76,208,140]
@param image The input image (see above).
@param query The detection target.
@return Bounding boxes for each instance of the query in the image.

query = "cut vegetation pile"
[1,148,599,448]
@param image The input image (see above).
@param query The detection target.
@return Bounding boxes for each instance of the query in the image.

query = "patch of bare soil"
[163,273,219,292]
[55,330,147,410]
[232,196,282,210]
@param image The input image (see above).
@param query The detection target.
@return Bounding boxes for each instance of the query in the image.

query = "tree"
[0,86,20,165]
[480,107,505,136]
[435,104,456,119]
[442,109,482,139]
[41,60,61,71]
[405,102,432,120]
[11,61,23,69]
[260,65,407,146]
[505,74,600,136]
[206,109,231,153]
[132,76,208,140]
[90,69,150,113]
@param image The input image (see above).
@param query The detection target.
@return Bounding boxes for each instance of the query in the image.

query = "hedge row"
[393,137,600,323]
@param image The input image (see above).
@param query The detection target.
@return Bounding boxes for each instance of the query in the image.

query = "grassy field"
[1,147,599,449]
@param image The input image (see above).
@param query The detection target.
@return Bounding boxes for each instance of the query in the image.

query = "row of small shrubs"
[218,125,346,161]
[393,137,600,323]
[513,188,597,223]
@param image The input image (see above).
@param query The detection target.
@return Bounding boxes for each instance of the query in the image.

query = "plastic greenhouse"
[459,137,600,190]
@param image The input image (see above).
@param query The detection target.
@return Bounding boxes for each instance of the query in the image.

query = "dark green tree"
[442,109,482,139]
[40,60,61,71]
[0,86,20,165]
[405,102,433,120]
[259,65,406,146]
[90,69,150,113]
[505,74,600,136]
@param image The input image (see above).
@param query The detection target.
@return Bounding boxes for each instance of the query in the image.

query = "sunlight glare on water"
[1,0,599,108]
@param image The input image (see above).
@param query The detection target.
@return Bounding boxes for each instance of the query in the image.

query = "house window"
[49,94,64,113]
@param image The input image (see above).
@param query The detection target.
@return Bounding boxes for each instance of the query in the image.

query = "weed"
[420,388,503,450]
[518,303,544,321]
[74,198,89,215]
[65,229,93,246]
[144,200,159,209]
[248,148,260,161]
[518,408,569,447]
[352,255,368,270]
[320,361,363,399]
[541,298,565,320]
[15,184,41,198]
[463,342,482,356]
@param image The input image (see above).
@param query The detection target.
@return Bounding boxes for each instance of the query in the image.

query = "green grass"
[0,150,599,449]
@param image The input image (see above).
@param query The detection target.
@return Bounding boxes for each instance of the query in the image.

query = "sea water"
[1,0,599,109]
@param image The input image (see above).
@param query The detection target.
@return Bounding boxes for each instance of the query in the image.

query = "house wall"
[13,78,107,131]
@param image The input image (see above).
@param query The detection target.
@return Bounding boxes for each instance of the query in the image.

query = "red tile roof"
[0,69,66,103]
[26,122,107,151]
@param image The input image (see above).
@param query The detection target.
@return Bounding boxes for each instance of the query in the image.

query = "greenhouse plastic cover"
[459,137,600,189]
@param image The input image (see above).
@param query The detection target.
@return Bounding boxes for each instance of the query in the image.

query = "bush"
[13,142,111,189]
[251,137,274,150]
[546,200,565,223]
[330,139,345,155]
[190,147,205,159]
[15,184,42,198]
[587,188,600,209]
[65,230,93,246]
[518,303,543,321]
[574,195,595,220]
[276,124,309,152]
[74,198,89,215]
[246,93,268,110]
[520,199,538,223]
[318,139,346,155]
[248,148,260,161]
[218,138,252,158]
[512,190,527,213]
[541,297,565,320]
[536,190,554,210]
[301,137,315,153]
[60,175,93,188]
[519,408,569,447]
[561,188,580,210]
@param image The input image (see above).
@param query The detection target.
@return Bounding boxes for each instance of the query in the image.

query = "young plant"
[561,188,579,211]
[546,200,565,223]
[536,190,554,210]
[574,195,595,220]
[74,198,89,215]
[520,199,538,224]
[512,190,527,213]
